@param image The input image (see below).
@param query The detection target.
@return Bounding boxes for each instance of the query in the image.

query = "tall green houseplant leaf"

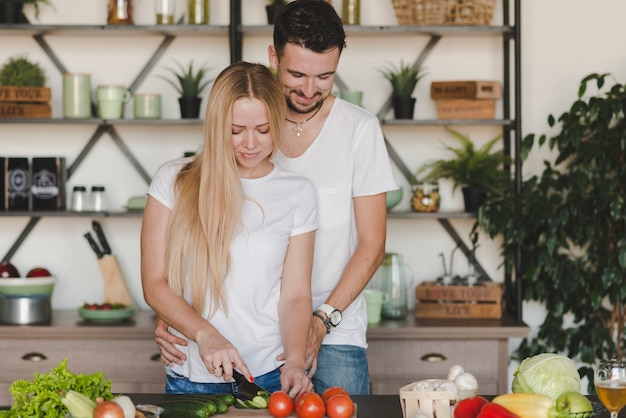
[477,73,626,392]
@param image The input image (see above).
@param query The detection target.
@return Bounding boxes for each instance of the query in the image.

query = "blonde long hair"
[166,62,286,317]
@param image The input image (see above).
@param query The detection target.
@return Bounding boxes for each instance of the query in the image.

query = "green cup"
[133,93,161,119]
[63,73,92,119]
[97,85,130,119]
[364,289,389,324]
[340,90,363,107]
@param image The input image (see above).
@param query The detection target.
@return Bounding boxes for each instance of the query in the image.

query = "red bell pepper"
[477,403,519,418]
[454,396,490,418]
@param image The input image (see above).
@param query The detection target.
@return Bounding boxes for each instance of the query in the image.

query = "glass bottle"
[342,0,360,25]
[187,0,209,25]
[107,0,134,25]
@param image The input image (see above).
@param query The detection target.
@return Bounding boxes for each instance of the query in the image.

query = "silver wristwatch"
[318,303,342,327]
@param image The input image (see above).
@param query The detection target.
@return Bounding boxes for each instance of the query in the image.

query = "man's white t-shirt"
[273,98,398,348]
[148,158,318,382]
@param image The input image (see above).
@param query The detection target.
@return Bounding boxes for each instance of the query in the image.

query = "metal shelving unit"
[229,0,522,320]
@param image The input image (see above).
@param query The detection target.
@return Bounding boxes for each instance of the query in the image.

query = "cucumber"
[175,395,229,414]
[248,395,268,409]
[159,398,217,417]
[234,398,250,409]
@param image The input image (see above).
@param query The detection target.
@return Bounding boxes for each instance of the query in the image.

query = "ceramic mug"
[134,93,161,119]
[97,85,130,119]
[63,73,92,119]
[364,289,389,324]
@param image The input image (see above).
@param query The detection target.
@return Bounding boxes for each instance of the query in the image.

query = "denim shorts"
[165,367,282,394]
[311,344,370,395]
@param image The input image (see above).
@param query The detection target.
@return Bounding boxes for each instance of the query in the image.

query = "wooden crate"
[415,281,502,319]
[436,99,495,120]
[430,80,502,100]
[0,86,52,119]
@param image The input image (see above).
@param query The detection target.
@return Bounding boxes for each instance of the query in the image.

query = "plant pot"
[392,96,416,120]
[462,186,487,213]
[0,1,26,24]
[178,97,202,119]
[265,4,282,25]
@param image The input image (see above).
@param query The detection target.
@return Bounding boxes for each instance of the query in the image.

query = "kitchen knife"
[232,370,269,401]
[84,232,104,259]
[92,220,112,255]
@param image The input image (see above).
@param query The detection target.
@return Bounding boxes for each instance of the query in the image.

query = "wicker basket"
[399,380,477,418]
[390,0,496,26]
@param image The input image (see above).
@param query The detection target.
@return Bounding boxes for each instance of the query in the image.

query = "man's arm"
[307,193,387,363]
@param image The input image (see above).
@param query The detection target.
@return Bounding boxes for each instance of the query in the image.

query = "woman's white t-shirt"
[148,157,318,383]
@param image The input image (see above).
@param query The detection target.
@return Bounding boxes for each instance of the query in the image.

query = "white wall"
[2,0,625,393]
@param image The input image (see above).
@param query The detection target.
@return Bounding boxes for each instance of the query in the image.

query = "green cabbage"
[512,353,581,399]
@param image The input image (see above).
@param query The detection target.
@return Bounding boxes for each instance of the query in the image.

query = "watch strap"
[312,311,331,334]
[318,303,336,317]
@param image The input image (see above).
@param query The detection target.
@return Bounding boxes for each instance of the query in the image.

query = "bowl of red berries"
[78,302,135,324]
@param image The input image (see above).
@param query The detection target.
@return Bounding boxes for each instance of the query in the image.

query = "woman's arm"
[277,230,316,397]
[141,195,251,380]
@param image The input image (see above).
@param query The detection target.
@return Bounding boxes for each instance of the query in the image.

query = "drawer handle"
[150,353,162,362]
[420,353,446,363]
[22,352,47,362]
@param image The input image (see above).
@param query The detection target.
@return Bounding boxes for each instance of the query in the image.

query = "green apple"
[555,391,593,416]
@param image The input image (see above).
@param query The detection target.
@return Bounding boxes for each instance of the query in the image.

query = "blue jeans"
[165,368,282,394]
[311,344,370,395]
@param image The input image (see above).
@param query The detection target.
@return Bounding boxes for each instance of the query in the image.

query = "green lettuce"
[0,358,112,418]
[512,353,581,400]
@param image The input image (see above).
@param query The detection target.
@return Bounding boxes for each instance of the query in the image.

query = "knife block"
[97,254,136,307]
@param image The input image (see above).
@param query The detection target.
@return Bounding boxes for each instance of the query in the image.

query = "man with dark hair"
[267,0,397,395]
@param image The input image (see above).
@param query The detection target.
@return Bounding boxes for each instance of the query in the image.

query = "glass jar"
[71,186,87,212]
[90,186,107,212]
[411,182,440,212]
[107,0,134,25]
[342,0,360,25]
[187,0,209,25]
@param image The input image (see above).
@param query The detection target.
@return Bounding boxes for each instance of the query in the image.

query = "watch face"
[328,310,342,326]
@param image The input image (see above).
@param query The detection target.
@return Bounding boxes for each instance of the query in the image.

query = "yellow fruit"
[492,392,557,418]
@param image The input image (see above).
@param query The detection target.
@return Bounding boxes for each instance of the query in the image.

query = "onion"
[112,396,136,418]
[93,399,124,418]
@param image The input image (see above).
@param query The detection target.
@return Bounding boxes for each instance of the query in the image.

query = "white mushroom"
[437,381,458,392]
[447,364,465,381]
[454,372,478,391]
[413,380,435,392]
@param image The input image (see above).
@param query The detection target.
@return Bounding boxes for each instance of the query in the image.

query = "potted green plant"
[0,0,53,23]
[380,60,426,119]
[0,54,46,86]
[414,127,511,212]
[158,60,213,119]
[477,73,626,392]
[266,0,287,25]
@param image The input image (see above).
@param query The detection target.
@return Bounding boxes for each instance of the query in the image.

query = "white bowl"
[0,276,55,297]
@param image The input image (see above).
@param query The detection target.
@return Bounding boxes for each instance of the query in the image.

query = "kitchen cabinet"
[0,310,165,405]
[366,314,529,395]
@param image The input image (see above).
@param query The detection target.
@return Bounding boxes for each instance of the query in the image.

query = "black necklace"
[285,104,323,137]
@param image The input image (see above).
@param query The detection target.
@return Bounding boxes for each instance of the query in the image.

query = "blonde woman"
[141,61,317,397]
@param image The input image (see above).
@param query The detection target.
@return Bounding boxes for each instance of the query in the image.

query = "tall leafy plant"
[477,73,626,391]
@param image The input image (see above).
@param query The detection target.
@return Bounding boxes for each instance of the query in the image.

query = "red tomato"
[295,391,325,418]
[268,391,294,418]
[325,393,354,418]
[321,386,350,403]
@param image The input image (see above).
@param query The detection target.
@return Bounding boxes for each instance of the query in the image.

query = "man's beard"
[286,91,326,115]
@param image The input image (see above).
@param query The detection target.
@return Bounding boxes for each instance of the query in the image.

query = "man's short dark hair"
[273,0,346,58]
